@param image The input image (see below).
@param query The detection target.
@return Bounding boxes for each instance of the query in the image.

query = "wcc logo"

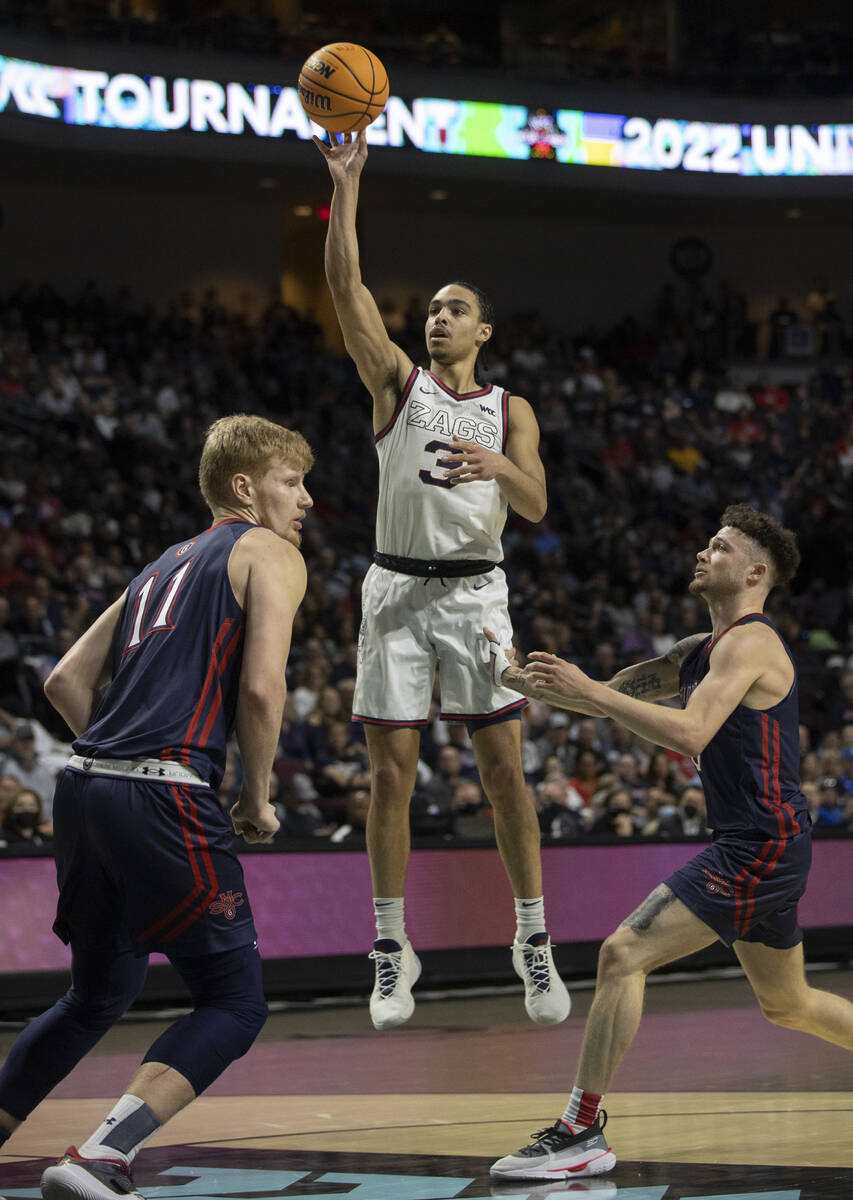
[208,891,244,920]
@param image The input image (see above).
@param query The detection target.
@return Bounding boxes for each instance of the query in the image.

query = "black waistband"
[373,551,497,578]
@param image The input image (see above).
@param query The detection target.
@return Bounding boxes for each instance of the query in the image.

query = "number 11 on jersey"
[125,559,195,652]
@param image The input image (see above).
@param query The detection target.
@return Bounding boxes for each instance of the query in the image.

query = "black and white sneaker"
[490,1114,615,1180]
[41,1147,143,1200]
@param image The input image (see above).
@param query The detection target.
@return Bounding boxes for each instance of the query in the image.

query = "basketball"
[297,42,389,134]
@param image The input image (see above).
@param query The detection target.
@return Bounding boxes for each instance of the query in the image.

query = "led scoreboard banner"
[2,51,853,176]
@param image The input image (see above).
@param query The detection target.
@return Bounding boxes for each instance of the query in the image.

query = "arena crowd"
[0,276,851,851]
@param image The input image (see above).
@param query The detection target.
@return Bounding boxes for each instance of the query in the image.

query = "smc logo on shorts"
[702,869,734,898]
[208,890,245,920]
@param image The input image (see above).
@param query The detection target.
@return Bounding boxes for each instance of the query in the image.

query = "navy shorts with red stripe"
[665,826,812,950]
[53,767,256,957]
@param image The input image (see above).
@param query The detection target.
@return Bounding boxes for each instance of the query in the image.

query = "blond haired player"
[315,129,570,1030]
[0,416,312,1200]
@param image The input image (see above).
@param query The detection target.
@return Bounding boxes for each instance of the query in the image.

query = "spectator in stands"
[0,723,57,819]
[814,777,845,830]
[450,780,493,840]
[275,774,327,839]
[537,777,586,840]
[0,773,22,820]
[1,785,51,847]
[569,749,603,807]
[644,749,682,795]
[677,785,707,836]
[315,721,370,815]
[768,297,799,357]
[328,786,370,847]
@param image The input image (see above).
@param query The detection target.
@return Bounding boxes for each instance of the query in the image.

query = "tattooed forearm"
[502,667,529,692]
[617,673,661,699]
[621,885,676,933]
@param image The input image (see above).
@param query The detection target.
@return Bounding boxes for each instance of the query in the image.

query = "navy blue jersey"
[75,519,254,788]
[678,613,808,840]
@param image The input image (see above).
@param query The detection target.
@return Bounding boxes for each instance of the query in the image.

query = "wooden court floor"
[1,967,852,1198]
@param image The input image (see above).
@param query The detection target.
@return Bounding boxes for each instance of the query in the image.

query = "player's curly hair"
[720,503,800,588]
[199,414,313,510]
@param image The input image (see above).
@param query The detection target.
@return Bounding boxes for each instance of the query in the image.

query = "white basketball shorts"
[352,563,526,726]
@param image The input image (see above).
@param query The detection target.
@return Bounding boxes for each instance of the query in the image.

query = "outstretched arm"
[314,131,411,421]
[486,631,708,718]
[519,628,765,757]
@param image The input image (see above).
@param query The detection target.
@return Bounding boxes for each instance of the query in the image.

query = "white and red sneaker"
[490,1113,616,1180]
[41,1147,143,1200]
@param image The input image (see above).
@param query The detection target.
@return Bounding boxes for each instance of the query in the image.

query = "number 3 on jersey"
[125,558,195,651]
[419,439,455,488]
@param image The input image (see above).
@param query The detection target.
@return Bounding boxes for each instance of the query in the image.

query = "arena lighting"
[3,52,853,177]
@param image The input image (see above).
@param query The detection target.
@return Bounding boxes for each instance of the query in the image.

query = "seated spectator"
[275,773,327,839]
[451,778,486,817]
[315,721,370,816]
[305,684,345,760]
[275,699,312,779]
[644,748,682,795]
[814,777,845,830]
[0,722,58,819]
[569,748,603,806]
[533,711,573,775]
[589,787,637,837]
[445,722,479,779]
[0,598,38,714]
[451,779,495,840]
[0,773,21,816]
[537,776,585,840]
[641,787,684,838]
[1,785,51,848]
[411,747,465,837]
[611,752,647,805]
[714,375,753,414]
[290,658,331,720]
[328,786,370,847]
[676,784,707,836]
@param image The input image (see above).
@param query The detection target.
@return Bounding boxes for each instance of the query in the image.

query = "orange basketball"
[297,42,389,134]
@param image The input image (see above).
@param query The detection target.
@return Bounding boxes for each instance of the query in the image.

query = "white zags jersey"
[375,367,509,561]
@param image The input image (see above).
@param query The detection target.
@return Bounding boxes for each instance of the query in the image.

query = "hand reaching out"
[312,129,368,184]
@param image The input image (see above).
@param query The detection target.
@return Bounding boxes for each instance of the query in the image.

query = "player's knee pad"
[144,942,267,1094]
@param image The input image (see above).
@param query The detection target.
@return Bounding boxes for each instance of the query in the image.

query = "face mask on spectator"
[11,811,40,831]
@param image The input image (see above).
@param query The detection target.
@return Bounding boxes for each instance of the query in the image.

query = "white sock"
[514,896,546,942]
[373,897,406,945]
[77,1094,160,1165]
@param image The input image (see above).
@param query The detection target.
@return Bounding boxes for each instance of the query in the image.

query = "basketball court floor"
[1,967,852,1199]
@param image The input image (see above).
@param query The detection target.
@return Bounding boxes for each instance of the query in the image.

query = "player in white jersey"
[315,130,570,1030]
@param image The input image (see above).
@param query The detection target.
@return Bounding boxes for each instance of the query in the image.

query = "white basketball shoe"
[512,933,571,1025]
[368,938,421,1030]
